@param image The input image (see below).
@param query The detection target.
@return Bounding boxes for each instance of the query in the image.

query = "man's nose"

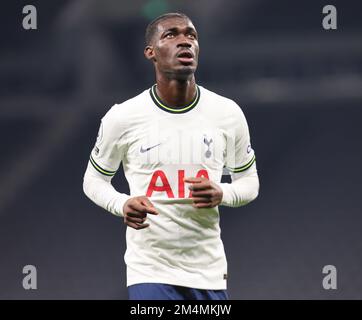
[176,35,192,48]
[177,41,192,48]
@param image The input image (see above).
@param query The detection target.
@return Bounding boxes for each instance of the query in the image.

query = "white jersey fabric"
[83,84,258,290]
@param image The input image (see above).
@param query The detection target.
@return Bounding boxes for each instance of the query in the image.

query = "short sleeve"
[89,106,126,177]
[224,102,256,173]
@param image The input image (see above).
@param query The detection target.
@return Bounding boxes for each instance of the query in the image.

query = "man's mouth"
[177,51,194,64]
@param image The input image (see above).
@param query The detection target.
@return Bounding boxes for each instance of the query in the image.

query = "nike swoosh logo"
[140,143,161,153]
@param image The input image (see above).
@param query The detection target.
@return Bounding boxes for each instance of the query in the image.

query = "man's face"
[145,17,199,78]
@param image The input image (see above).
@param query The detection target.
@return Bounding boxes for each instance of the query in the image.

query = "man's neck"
[155,75,197,108]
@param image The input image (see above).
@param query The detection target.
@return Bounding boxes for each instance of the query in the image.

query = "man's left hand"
[184,177,223,208]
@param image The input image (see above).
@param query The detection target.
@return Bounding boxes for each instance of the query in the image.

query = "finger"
[126,216,146,224]
[144,205,159,215]
[127,221,150,230]
[188,182,210,191]
[140,198,159,215]
[184,177,206,183]
[192,197,212,204]
[140,197,155,208]
[192,202,214,209]
[191,190,213,197]
[126,212,147,219]
[130,202,159,215]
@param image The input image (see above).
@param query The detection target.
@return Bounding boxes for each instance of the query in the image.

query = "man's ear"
[144,45,156,62]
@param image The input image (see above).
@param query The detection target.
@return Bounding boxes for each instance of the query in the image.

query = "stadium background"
[0,0,361,299]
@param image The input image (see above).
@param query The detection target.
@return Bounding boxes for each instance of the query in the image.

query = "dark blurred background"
[0,0,361,299]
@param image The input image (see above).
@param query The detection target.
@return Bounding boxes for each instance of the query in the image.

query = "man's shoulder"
[108,88,150,116]
[199,85,242,115]
[100,88,150,130]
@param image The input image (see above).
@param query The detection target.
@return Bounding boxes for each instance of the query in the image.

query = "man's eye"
[188,34,196,39]
[165,33,174,38]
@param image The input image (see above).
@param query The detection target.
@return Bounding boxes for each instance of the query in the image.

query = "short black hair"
[145,12,191,45]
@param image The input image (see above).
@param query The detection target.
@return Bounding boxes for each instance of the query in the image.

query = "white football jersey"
[89,84,256,290]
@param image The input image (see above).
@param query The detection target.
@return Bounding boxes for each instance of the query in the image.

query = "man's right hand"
[122,196,158,230]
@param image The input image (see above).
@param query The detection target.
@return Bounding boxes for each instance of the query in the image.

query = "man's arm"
[184,101,259,209]
[219,100,259,207]
[83,105,158,229]
[218,162,259,207]
[83,165,158,229]
[83,105,129,217]
[83,162,130,217]
[183,162,259,209]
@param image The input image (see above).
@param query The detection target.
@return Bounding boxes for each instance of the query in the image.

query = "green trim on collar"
[150,84,200,114]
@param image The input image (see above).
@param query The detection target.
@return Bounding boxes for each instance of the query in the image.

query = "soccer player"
[83,12,259,300]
